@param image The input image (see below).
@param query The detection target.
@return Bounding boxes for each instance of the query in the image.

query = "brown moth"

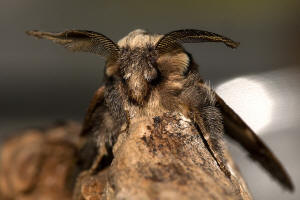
[26,28,294,191]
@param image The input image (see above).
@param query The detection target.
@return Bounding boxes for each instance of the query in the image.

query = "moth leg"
[79,86,114,174]
[194,107,231,178]
[81,110,116,175]
[182,82,231,177]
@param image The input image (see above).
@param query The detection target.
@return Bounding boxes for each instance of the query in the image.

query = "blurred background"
[0,0,299,199]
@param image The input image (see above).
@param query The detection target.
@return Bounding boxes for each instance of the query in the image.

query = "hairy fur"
[99,30,231,177]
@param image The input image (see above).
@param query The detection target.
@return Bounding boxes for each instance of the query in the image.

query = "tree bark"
[0,113,252,200]
[0,121,83,200]
[75,112,252,200]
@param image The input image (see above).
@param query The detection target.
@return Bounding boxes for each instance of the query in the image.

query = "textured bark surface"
[0,121,83,200]
[0,114,253,200]
[75,112,252,200]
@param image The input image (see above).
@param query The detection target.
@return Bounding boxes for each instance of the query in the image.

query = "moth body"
[26,28,294,192]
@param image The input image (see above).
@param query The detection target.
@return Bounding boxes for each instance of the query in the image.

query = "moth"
[27,28,293,191]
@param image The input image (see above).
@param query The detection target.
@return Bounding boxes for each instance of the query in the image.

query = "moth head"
[27,29,239,104]
[113,29,191,81]
[110,29,161,104]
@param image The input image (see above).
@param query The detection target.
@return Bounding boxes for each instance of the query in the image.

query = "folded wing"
[216,94,294,191]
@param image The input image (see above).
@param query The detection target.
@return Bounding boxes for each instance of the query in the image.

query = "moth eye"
[144,66,158,82]
[149,56,157,67]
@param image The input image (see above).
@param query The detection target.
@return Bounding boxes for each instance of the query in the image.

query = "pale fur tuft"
[117,29,163,48]
[203,80,217,105]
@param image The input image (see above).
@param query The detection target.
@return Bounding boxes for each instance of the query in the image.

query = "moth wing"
[215,93,294,191]
[81,86,106,135]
